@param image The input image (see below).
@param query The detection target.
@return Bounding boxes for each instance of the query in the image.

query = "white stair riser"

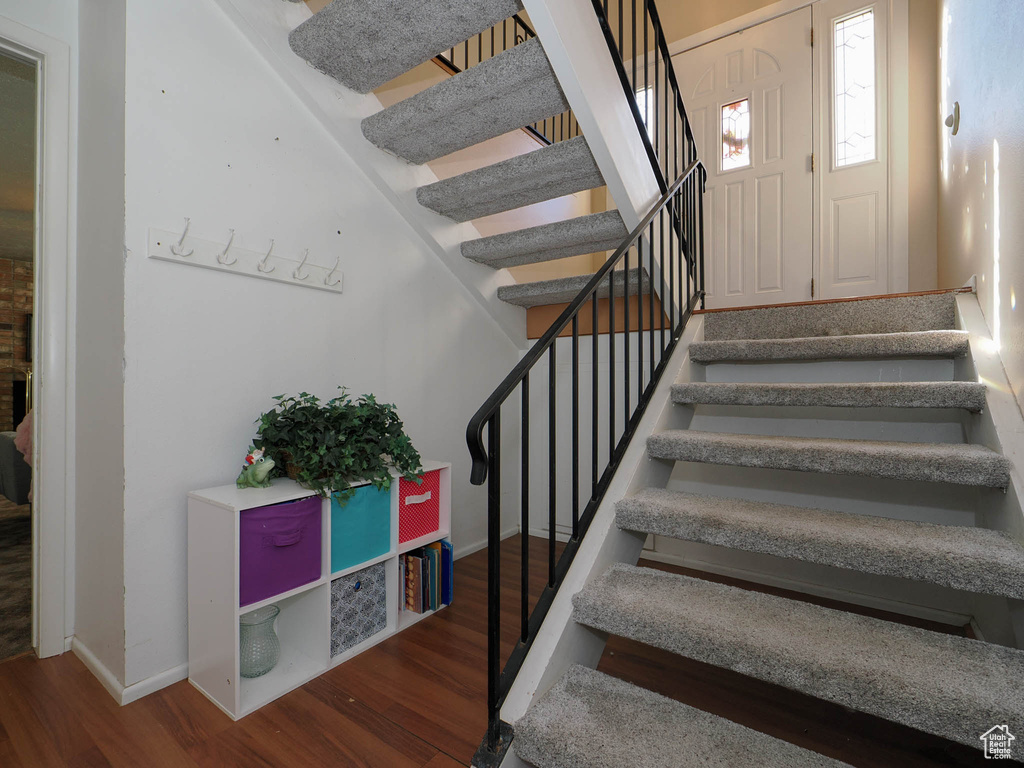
[704,358,956,384]
[687,405,967,444]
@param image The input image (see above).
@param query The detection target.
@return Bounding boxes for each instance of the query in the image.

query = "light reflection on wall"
[993,139,1001,348]
[940,9,952,183]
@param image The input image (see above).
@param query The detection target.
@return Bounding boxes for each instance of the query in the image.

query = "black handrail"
[434,14,582,147]
[467,160,705,766]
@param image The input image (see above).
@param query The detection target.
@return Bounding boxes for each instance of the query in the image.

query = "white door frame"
[0,16,75,659]
[670,0,910,298]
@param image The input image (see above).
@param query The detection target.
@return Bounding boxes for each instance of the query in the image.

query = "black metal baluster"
[572,316,580,540]
[617,0,624,60]
[521,376,529,643]
[592,292,599,499]
[624,247,631,432]
[548,344,556,588]
[699,171,706,307]
[653,50,659,174]
[631,0,637,90]
[649,221,656,372]
[486,413,500,751]
[659,206,666,352]
[609,266,616,460]
[637,242,644,406]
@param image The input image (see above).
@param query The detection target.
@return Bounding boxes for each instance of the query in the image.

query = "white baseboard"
[639,549,972,627]
[121,662,189,705]
[72,637,124,704]
[64,635,74,653]
[455,525,519,560]
[72,637,189,705]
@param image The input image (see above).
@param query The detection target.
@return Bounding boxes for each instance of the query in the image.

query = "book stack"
[401,540,453,614]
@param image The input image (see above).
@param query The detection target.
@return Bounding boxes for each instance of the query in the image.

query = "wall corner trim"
[72,636,189,706]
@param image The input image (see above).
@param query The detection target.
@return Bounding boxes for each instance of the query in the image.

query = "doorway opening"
[0,48,37,661]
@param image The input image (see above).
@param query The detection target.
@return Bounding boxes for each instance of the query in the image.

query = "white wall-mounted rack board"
[148,226,343,294]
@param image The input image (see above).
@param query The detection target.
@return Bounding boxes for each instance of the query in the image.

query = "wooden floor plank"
[0,535,1005,767]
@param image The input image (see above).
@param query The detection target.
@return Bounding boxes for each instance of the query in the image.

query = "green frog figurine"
[236,447,275,489]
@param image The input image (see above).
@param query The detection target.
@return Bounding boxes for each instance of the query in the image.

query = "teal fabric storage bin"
[331,484,391,573]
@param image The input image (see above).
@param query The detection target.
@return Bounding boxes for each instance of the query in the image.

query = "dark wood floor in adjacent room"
[0,535,1007,767]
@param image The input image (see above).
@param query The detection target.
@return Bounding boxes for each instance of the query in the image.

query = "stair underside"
[688,330,970,363]
[616,489,1024,599]
[288,0,523,94]
[646,430,1011,487]
[514,665,850,768]
[361,38,567,164]
[498,267,649,308]
[702,292,958,341]
[462,210,627,269]
[572,564,1024,749]
[671,381,987,412]
[417,135,604,222]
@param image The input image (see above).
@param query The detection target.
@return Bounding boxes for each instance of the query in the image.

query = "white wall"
[936,0,1024,415]
[121,0,522,687]
[75,0,127,684]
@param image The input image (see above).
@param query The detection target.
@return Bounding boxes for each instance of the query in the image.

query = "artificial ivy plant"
[252,388,422,502]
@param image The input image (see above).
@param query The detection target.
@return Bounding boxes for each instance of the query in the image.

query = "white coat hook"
[293,249,310,281]
[257,239,276,273]
[170,217,194,256]
[325,256,342,287]
[216,229,237,265]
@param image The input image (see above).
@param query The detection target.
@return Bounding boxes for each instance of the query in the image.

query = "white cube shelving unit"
[187,460,451,720]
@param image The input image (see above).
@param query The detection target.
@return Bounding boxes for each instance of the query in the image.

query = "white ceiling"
[0,51,36,262]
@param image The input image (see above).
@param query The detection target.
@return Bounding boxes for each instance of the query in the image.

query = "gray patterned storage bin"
[330,561,387,657]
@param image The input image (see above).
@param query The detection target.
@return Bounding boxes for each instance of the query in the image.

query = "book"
[440,540,454,606]
[399,554,406,612]
[427,542,443,611]
[406,553,424,613]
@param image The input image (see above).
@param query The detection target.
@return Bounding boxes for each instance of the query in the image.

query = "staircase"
[282,2,1024,764]
[512,291,1024,767]
[288,0,631,308]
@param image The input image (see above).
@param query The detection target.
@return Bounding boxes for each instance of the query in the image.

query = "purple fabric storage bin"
[239,495,322,607]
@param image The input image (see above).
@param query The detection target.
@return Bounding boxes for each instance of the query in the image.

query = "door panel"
[677,8,814,308]
[817,0,890,298]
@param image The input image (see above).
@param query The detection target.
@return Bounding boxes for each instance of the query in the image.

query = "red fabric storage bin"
[239,496,321,606]
[399,470,441,544]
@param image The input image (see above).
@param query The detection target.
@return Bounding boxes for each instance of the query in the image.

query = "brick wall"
[0,257,33,433]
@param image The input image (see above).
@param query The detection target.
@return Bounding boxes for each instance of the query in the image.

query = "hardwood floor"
[0,536,1011,766]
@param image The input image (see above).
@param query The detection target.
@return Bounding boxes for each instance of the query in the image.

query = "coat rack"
[148,219,344,294]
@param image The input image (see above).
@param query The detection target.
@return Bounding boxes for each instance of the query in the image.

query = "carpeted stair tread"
[498,267,649,308]
[288,0,522,94]
[572,564,1024,748]
[671,381,987,412]
[702,292,959,341]
[616,489,1024,599]
[514,665,850,768]
[646,430,1011,487]
[417,135,605,221]
[462,211,627,269]
[362,38,567,164]
[689,330,970,363]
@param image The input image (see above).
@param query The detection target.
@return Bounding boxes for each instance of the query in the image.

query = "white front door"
[677,8,814,309]
[816,0,890,299]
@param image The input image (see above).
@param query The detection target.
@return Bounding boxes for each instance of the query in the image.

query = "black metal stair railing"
[465,2,705,765]
[434,14,582,146]
[592,0,696,193]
